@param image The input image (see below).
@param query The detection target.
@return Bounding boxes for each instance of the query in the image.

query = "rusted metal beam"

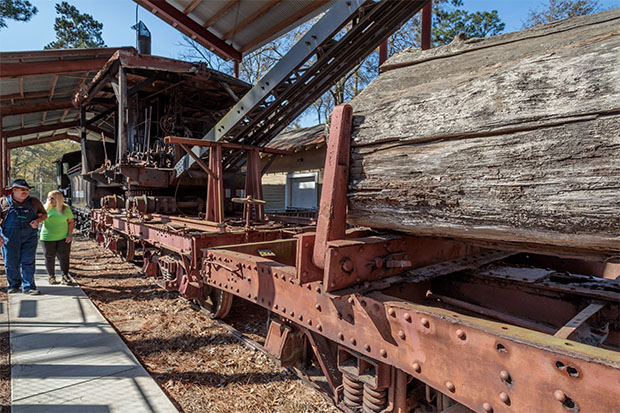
[0,100,74,117]
[164,136,292,155]
[2,121,79,138]
[133,0,241,61]
[202,247,620,413]
[178,143,215,180]
[313,104,352,269]
[0,59,107,78]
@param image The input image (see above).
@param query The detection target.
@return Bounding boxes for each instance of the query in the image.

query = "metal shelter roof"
[0,47,132,149]
[133,0,336,60]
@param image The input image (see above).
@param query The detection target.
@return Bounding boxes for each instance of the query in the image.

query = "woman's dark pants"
[41,239,71,276]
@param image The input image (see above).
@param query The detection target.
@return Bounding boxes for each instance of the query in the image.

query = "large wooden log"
[346,10,620,259]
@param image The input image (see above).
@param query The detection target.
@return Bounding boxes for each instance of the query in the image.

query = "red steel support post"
[206,144,224,223]
[244,148,265,221]
[379,40,388,67]
[312,104,353,269]
[421,1,432,50]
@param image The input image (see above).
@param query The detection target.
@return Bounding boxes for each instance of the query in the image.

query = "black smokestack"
[131,21,151,55]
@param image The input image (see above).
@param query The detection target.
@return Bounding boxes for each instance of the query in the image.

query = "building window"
[285,172,318,210]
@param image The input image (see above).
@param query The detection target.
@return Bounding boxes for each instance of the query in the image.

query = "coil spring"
[343,374,364,409]
[362,384,388,413]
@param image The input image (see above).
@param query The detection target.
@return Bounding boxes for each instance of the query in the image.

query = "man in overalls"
[0,179,47,295]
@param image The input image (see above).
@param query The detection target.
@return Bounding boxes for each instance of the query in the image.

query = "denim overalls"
[1,196,39,291]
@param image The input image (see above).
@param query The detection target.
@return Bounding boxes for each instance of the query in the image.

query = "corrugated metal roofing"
[133,0,336,59]
[266,124,325,152]
[0,47,132,148]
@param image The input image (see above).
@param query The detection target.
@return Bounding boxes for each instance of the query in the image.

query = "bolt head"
[364,344,371,351]
[421,318,430,328]
[499,392,509,404]
[554,390,567,402]
[350,338,357,345]
[404,313,412,322]
[445,381,455,392]
[398,330,406,339]
[380,349,387,357]
[315,304,321,311]
[412,362,421,373]
[500,370,510,381]
[482,402,493,412]
[456,329,466,340]
[388,308,396,317]
[338,333,344,340]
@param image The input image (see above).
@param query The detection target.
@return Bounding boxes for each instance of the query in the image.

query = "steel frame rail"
[174,0,430,177]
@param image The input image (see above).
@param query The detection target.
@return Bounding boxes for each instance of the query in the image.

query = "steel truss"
[174,0,430,177]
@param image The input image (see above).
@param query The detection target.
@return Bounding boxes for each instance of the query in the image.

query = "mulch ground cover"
[62,237,339,412]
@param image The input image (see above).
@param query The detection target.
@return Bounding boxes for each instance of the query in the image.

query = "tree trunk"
[346,10,620,260]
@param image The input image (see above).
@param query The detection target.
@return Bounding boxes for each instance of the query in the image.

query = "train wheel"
[120,239,135,262]
[198,286,233,319]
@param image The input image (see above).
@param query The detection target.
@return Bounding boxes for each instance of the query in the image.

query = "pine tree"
[523,0,602,28]
[0,0,37,29]
[44,1,105,49]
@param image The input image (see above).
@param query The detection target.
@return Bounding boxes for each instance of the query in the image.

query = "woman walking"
[40,190,74,285]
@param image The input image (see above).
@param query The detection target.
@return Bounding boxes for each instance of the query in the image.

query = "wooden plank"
[346,10,620,257]
[555,303,605,340]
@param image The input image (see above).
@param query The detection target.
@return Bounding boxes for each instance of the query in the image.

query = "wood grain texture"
[346,10,620,258]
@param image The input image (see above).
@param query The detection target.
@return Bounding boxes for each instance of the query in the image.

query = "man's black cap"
[8,179,33,189]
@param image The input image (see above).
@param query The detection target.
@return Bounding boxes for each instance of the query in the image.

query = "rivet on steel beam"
[412,362,421,373]
[274,304,279,309]
[364,344,371,352]
[347,296,354,304]
[290,311,295,317]
[302,271,308,277]
[361,300,367,307]
[398,330,406,339]
[315,286,321,293]
[253,296,258,300]
[380,349,387,358]
[331,281,336,287]
[350,338,357,346]
[337,312,343,319]
[499,392,510,404]
[298,315,303,321]
[346,314,354,322]
[388,308,396,317]
[445,381,455,392]
[338,333,344,340]
[404,313,412,322]
[282,307,286,313]
[456,329,466,340]
[421,318,430,328]
[315,304,322,311]
[308,320,312,326]
[317,324,322,331]
[554,390,567,402]
[342,258,354,272]
[304,242,309,248]
[500,370,510,381]
[482,402,493,412]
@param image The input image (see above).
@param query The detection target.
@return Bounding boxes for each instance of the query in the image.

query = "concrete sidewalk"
[3,246,178,412]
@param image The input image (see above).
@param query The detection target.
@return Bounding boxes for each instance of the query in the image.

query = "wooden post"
[244,148,264,221]
[234,60,240,79]
[80,105,90,174]
[117,65,128,162]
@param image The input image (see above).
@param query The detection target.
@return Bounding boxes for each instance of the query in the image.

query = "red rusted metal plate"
[202,247,620,412]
